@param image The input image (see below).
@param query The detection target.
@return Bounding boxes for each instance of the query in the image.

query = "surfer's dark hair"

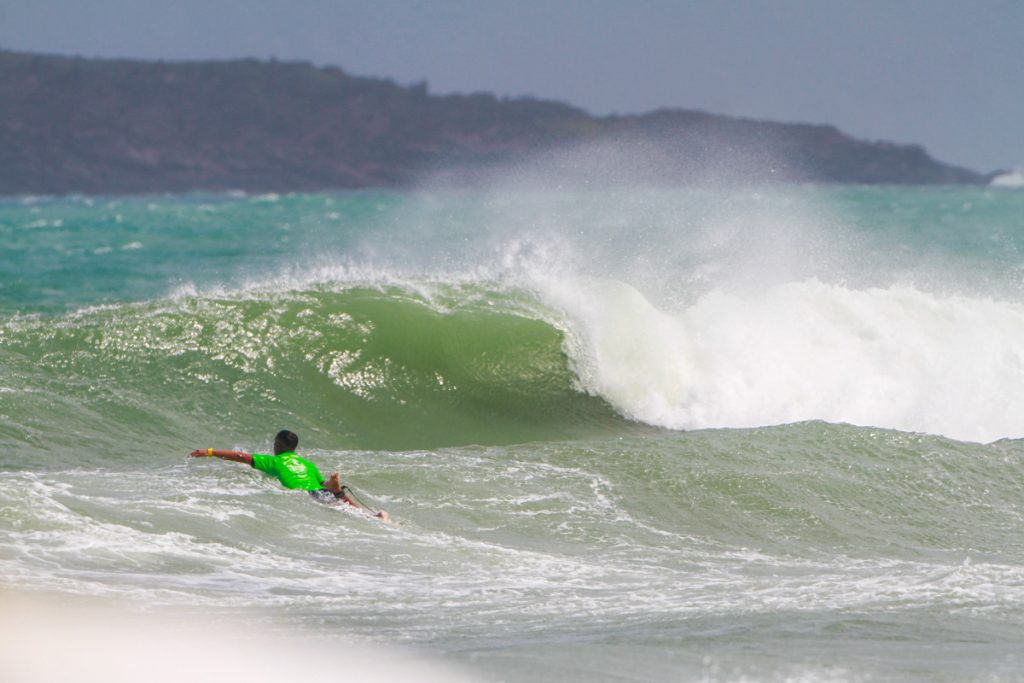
[274,430,298,454]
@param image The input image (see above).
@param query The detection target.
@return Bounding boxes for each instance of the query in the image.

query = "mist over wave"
[355,181,1024,443]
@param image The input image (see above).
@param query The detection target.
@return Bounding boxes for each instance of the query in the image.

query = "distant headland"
[0,49,994,196]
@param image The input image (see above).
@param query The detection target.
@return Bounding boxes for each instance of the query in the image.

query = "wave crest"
[549,277,1024,442]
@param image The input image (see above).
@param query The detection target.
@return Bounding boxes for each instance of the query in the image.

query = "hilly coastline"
[0,50,990,196]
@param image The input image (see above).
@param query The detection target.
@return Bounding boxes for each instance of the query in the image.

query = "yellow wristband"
[207,448,214,457]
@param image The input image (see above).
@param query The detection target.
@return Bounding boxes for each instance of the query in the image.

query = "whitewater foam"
[545,277,1024,443]
[990,170,1024,188]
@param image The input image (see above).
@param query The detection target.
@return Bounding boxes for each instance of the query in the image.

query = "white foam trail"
[547,277,1024,443]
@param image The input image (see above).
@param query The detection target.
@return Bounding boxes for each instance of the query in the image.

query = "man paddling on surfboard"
[189,430,389,521]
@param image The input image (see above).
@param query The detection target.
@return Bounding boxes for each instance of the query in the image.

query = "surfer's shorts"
[308,489,339,504]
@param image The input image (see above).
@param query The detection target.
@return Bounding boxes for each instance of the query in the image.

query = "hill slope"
[0,50,987,195]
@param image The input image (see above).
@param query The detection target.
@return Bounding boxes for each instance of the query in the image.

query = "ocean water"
[2,184,1024,681]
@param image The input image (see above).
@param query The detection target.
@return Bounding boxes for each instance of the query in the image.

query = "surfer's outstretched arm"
[189,449,253,465]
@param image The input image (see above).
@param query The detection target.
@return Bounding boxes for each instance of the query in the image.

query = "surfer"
[189,430,389,521]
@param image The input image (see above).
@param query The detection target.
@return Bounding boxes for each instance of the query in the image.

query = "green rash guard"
[250,451,325,491]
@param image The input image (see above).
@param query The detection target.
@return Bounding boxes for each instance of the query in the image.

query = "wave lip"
[549,277,1024,443]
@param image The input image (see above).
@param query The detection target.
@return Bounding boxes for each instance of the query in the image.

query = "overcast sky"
[1,0,1020,172]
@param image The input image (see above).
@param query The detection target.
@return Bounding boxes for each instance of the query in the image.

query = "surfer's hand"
[376,510,390,522]
[188,449,208,458]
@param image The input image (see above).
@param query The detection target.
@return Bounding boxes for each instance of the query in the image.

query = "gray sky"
[1,0,1020,172]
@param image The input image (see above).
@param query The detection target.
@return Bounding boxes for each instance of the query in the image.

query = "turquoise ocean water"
[2,184,1024,681]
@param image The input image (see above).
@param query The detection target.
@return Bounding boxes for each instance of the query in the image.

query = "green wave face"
[0,285,631,462]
